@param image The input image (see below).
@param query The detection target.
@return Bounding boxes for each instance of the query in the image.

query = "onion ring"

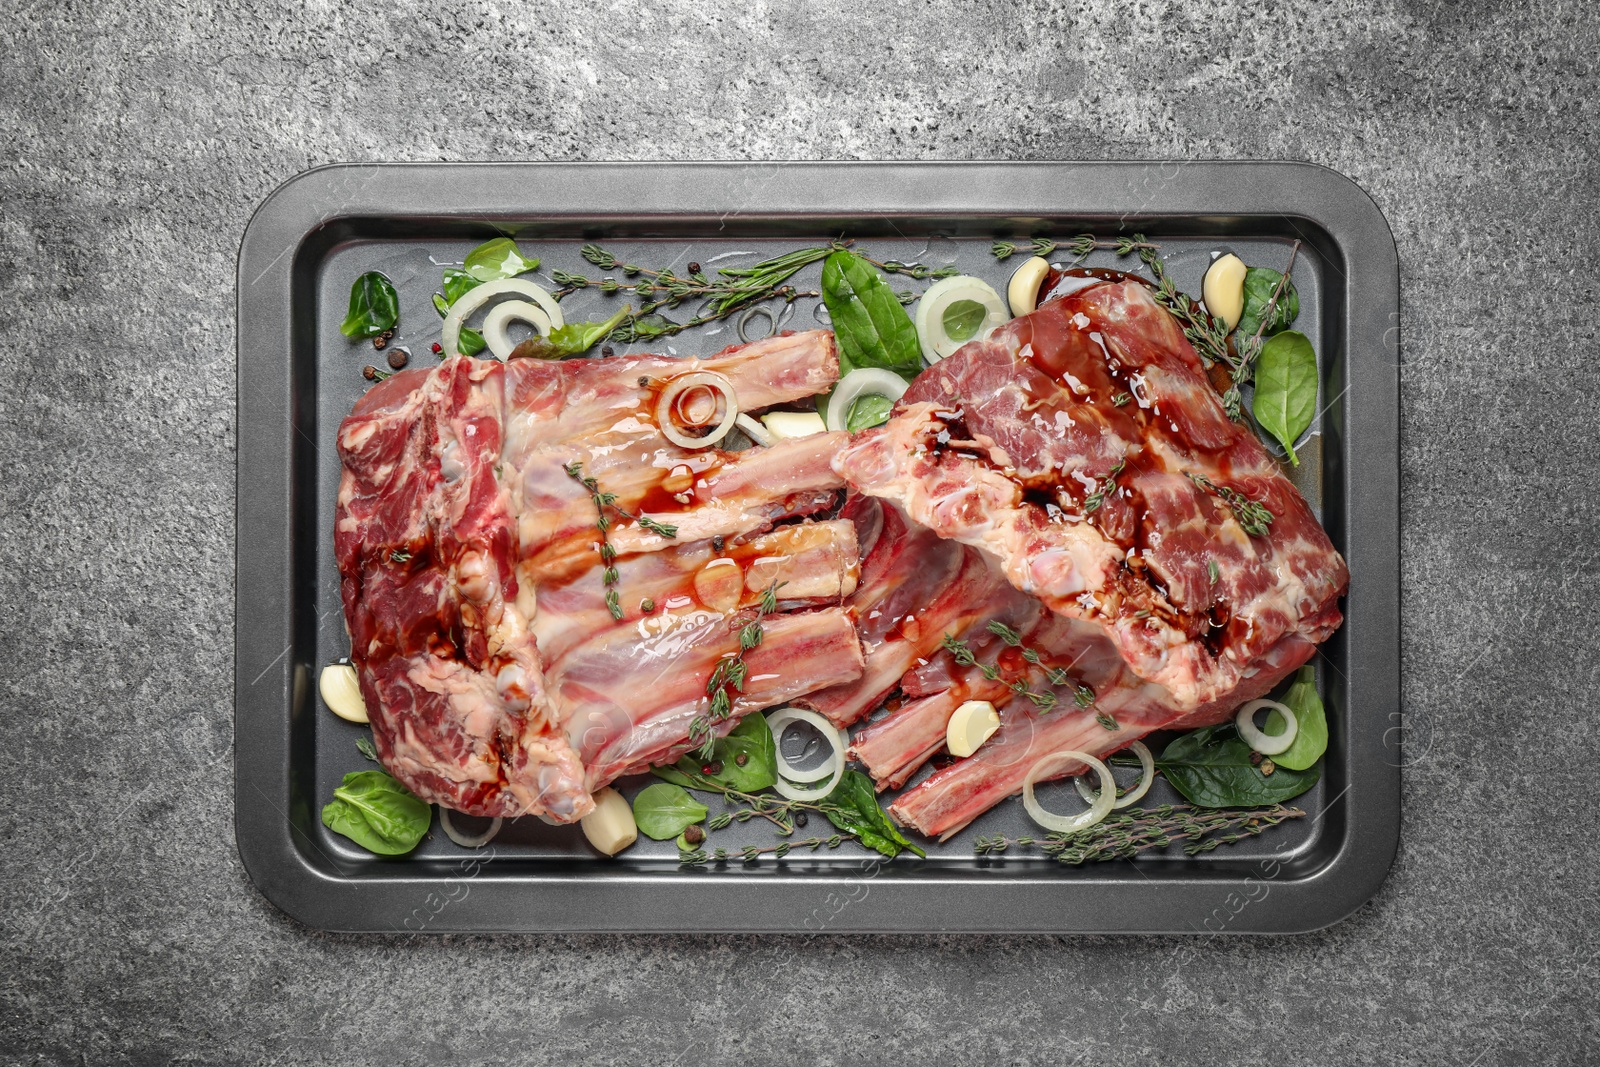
[438,807,503,848]
[1074,741,1154,809]
[440,279,564,359]
[655,371,739,450]
[766,708,847,799]
[1023,750,1115,833]
[737,305,778,343]
[481,300,552,359]
[734,413,775,447]
[1236,699,1297,755]
[824,368,909,433]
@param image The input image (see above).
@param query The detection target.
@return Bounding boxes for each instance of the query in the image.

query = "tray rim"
[234,160,1400,934]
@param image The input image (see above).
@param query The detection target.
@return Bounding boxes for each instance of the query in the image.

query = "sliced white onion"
[438,806,503,848]
[481,300,553,359]
[914,275,1009,362]
[734,412,776,447]
[1236,698,1297,755]
[441,279,564,359]
[1073,740,1154,810]
[824,368,910,433]
[656,371,739,450]
[766,707,847,798]
[1023,749,1115,833]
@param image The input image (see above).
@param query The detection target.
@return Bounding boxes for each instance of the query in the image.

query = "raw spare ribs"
[333,271,1347,836]
[335,331,863,822]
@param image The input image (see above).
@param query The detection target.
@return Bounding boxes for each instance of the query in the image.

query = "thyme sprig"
[1186,472,1273,536]
[679,833,851,866]
[1128,235,1237,379]
[552,244,832,342]
[991,235,1160,262]
[852,250,962,282]
[688,580,787,759]
[1222,240,1303,416]
[941,627,1096,713]
[972,803,1306,865]
[563,460,679,620]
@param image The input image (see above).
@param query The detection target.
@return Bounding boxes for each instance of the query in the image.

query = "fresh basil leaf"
[845,394,894,432]
[1236,267,1300,339]
[941,298,987,342]
[463,238,539,283]
[1251,330,1318,466]
[442,267,483,304]
[631,782,709,841]
[432,290,488,357]
[1266,666,1329,771]
[339,271,399,340]
[508,305,632,361]
[818,769,925,859]
[320,770,431,855]
[1157,724,1319,807]
[821,250,923,379]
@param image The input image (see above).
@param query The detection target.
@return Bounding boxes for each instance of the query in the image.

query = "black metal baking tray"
[235,161,1399,934]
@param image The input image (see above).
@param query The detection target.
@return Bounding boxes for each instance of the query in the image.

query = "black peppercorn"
[712,535,725,552]
[386,347,409,370]
[362,365,380,381]
[734,752,749,767]
[603,346,615,357]
[687,261,701,274]
[372,335,388,350]
[682,824,705,845]
[793,812,808,828]
[706,761,723,776]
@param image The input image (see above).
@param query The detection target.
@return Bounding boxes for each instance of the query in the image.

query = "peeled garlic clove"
[693,557,744,614]
[1007,256,1051,317]
[760,411,827,439]
[946,699,1000,758]
[319,663,368,723]
[580,787,637,856]
[1202,253,1248,332]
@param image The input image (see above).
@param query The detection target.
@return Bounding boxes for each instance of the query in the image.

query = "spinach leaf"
[941,298,987,343]
[508,305,632,361]
[1156,723,1319,807]
[658,713,778,794]
[463,238,539,282]
[818,769,925,859]
[442,268,482,304]
[432,290,486,356]
[1266,666,1329,771]
[320,770,431,855]
[631,782,709,840]
[1236,267,1300,339]
[339,271,399,340]
[845,394,894,432]
[821,250,923,379]
[1251,330,1318,466]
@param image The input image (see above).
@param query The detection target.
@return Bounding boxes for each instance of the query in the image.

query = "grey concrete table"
[2,1,1596,1064]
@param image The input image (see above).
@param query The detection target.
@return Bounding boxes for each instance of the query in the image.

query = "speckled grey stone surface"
[2,0,1598,1063]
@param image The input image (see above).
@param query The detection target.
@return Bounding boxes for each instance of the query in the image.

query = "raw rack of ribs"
[831,274,1348,839]
[334,331,865,822]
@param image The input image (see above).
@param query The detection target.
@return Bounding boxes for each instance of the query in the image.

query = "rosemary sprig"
[554,244,832,342]
[679,833,850,867]
[991,235,1159,262]
[972,803,1305,865]
[563,461,678,620]
[1081,458,1127,515]
[688,580,787,759]
[1186,471,1274,536]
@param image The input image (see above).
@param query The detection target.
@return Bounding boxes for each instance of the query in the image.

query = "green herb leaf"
[818,769,925,859]
[1156,724,1319,807]
[630,782,709,841]
[339,271,399,339]
[432,286,486,356]
[845,394,894,432]
[940,298,987,342]
[820,250,923,379]
[1236,267,1300,339]
[1251,330,1318,466]
[1266,666,1329,771]
[442,268,483,305]
[463,238,539,283]
[508,305,632,361]
[668,714,778,793]
[320,770,431,855]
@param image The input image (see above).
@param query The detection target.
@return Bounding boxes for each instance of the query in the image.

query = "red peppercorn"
[431,342,443,354]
